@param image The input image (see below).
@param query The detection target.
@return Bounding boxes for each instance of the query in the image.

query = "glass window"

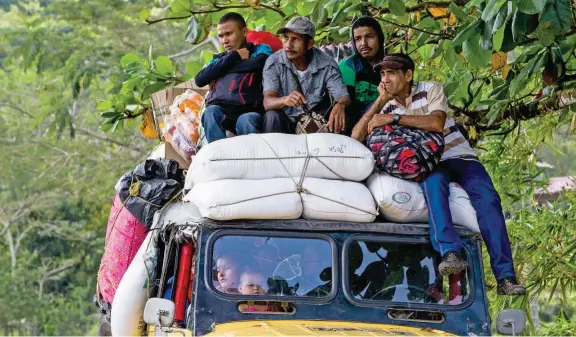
[347,240,470,305]
[211,235,333,299]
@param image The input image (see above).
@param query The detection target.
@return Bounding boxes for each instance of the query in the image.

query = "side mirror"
[143,298,175,327]
[497,309,527,336]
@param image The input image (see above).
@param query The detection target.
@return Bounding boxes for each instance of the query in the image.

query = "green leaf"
[185,16,200,44]
[100,111,120,118]
[517,0,546,14]
[170,0,192,13]
[492,5,508,33]
[332,3,352,24]
[310,0,328,27]
[452,18,481,47]
[493,23,506,51]
[510,52,545,95]
[512,10,539,42]
[419,44,434,61]
[120,53,141,68]
[155,56,173,76]
[481,19,494,50]
[389,0,406,16]
[99,120,115,131]
[462,34,492,68]
[142,82,173,99]
[500,20,517,52]
[537,0,572,46]
[416,32,429,46]
[449,1,470,22]
[185,61,202,78]
[97,100,113,111]
[138,8,149,21]
[481,0,506,22]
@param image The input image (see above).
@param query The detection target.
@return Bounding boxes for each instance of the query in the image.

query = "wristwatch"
[392,113,402,125]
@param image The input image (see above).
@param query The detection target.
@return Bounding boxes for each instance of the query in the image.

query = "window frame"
[342,234,475,311]
[205,229,339,304]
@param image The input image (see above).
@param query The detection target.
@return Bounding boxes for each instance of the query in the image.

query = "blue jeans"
[201,105,261,143]
[420,158,516,281]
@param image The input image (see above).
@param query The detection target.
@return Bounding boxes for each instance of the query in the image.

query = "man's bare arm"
[351,95,390,141]
[368,110,446,134]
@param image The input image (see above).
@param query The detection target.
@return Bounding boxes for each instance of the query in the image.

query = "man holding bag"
[262,16,351,134]
[354,53,526,296]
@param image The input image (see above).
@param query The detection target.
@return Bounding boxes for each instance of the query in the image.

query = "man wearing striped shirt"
[352,53,526,295]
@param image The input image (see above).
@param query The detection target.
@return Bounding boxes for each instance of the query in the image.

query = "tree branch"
[376,17,454,38]
[168,37,220,60]
[75,128,146,154]
[368,0,467,16]
[0,102,34,118]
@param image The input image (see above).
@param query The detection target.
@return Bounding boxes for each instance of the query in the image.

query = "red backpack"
[247,30,282,52]
[367,125,445,182]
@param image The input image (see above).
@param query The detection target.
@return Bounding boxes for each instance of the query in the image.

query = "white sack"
[111,231,153,337]
[186,178,303,220]
[367,173,480,232]
[301,178,377,222]
[187,133,375,184]
[185,178,377,223]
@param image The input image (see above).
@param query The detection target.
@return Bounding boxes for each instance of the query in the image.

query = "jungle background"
[0,0,575,335]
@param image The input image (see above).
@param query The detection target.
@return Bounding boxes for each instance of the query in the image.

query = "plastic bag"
[163,89,203,162]
[115,159,183,227]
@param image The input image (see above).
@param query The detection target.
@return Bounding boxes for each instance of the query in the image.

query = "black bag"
[367,125,445,182]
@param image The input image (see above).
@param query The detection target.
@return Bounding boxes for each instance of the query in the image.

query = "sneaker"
[439,252,467,276]
[497,277,527,296]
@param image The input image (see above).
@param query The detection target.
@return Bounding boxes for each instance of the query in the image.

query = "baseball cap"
[374,54,415,71]
[277,16,316,39]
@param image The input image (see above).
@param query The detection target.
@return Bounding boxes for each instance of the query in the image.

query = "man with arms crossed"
[353,53,526,295]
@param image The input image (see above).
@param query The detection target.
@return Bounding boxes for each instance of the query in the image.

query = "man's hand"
[367,114,393,134]
[237,48,250,60]
[328,102,346,133]
[377,82,394,102]
[282,91,307,107]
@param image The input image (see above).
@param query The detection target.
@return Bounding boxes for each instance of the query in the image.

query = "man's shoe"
[497,277,527,295]
[439,252,467,276]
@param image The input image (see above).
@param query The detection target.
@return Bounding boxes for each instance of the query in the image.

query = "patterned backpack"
[367,125,445,182]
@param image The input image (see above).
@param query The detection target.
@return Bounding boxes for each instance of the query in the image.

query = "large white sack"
[185,178,377,222]
[111,231,153,337]
[367,174,480,232]
[186,178,303,220]
[301,178,377,222]
[187,133,375,184]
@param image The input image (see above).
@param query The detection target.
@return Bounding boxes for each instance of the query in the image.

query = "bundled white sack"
[367,173,480,232]
[185,177,377,223]
[301,178,377,222]
[186,178,303,220]
[111,231,153,337]
[187,133,375,184]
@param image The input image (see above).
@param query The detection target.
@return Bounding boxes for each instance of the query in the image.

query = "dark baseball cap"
[374,54,415,71]
[277,16,316,39]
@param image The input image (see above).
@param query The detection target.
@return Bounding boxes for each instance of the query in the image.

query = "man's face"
[282,31,313,61]
[353,26,380,60]
[380,68,412,95]
[217,21,247,51]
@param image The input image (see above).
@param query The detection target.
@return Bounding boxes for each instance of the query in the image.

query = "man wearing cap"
[353,53,526,296]
[262,16,351,134]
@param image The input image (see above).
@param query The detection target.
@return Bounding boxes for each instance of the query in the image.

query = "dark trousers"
[263,110,296,134]
[420,158,516,281]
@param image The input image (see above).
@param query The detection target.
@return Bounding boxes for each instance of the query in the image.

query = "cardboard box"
[150,80,208,141]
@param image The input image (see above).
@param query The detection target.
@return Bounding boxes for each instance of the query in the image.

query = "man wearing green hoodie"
[339,16,385,135]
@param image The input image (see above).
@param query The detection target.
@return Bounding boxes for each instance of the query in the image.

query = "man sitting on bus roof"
[262,16,351,134]
[339,16,385,136]
[194,12,272,143]
[352,53,526,296]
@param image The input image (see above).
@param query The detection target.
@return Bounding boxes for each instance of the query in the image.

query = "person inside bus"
[194,12,272,143]
[352,53,526,295]
[214,255,241,294]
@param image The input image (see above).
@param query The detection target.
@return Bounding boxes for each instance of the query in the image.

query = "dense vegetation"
[0,0,575,335]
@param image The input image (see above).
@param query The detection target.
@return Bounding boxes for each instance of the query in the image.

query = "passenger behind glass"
[238,271,267,295]
[215,255,241,294]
